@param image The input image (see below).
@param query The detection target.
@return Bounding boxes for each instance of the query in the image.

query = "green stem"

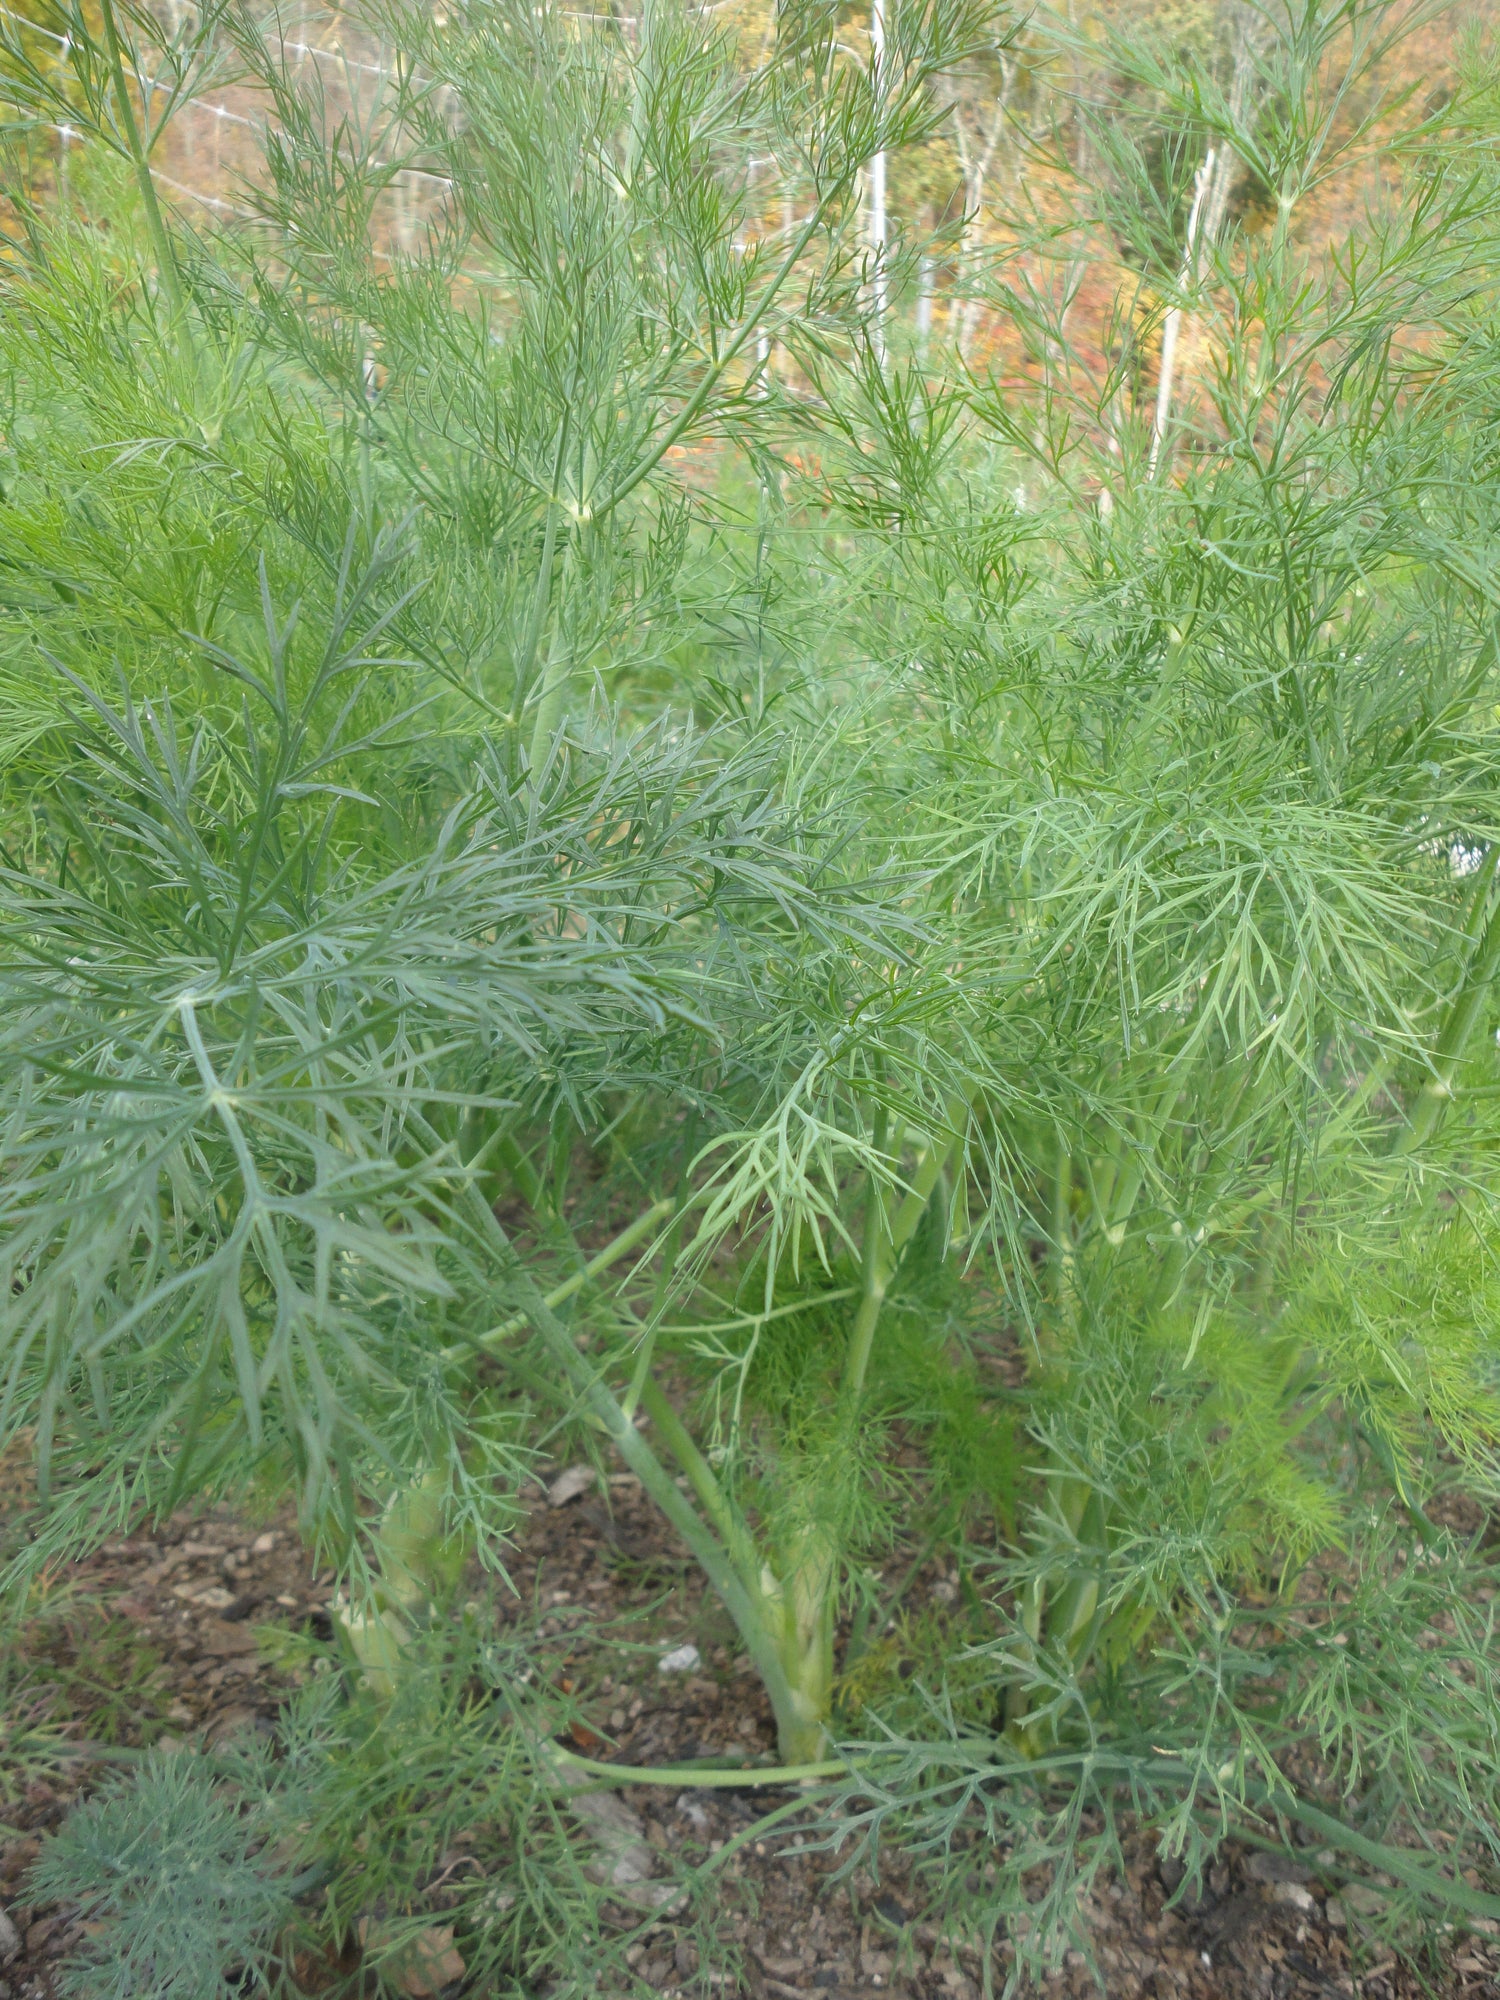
[449,1102,954,1762]
[482,1169,748,1579]
[842,1107,963,1404]
[1004,1478,1102,1747]
[520,1222,796,1746]
[1395,842,1500,1157]
[771,1533,839,1765]
[765,1106,963,1760]
[548,1744,851,1789]
[1091,1071,1178,1249]
[514,416,571,705]
[97,0,186,319]
[431,1151,802,1750]
[623,1112,699,1420]
[620,1316,660,1424]
[887,1127,957,1262]
[440,1196,673,1364]
[1002,1592,1046,1742]
[514,1253,798,1742]
[465,1143,753,1600]
[842,1103,891,1404]
[635,1372,758,1591]
[1052,1134,1076,1339]
[563,1705,1500,1930]
[491,1129,545,1210]
[589,199,832,524]
[1258,1789,1500,1924]
[526,528,579,768]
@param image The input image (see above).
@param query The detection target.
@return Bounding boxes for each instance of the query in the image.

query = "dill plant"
[2,0,1500,1983]
[27,1748,297,2000]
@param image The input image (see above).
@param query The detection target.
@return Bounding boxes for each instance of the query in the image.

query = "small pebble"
[547,1464,597,1507]
[658,1643,701,1674]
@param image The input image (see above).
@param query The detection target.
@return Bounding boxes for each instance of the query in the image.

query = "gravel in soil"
[2,1467,1497,2000]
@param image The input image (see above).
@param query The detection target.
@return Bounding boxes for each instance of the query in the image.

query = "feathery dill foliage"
[26,1748,297,2000]
[4,0,1500,1984]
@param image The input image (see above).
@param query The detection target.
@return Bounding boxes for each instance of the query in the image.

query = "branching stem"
[589,199,832,524]
[842,1104,963,1405]
[97,0,186,320]
[441,1196,673,1363]
[1395,840,1500,1157]
[513,412,572,735]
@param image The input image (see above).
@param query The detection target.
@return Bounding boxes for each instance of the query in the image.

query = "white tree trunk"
[1148,11,1259,477]
[1148,146,1215,478]
[947,70,1011,365]
[869,0,888,367]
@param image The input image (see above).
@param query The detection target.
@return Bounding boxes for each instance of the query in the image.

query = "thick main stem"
[762,1109,968,1759]
[500,1232,802,1744]
[769,1527,839,1764]
[433,1154,805,1752]
[462,1105,962,1763]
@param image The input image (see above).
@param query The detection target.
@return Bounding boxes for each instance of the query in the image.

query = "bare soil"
[2,1464,1497,2000]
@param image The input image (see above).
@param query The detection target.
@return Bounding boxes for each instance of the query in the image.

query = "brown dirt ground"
[3,1459,1499,2000]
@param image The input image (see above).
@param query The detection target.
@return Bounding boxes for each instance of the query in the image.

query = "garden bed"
[3,1465,1492,2000]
